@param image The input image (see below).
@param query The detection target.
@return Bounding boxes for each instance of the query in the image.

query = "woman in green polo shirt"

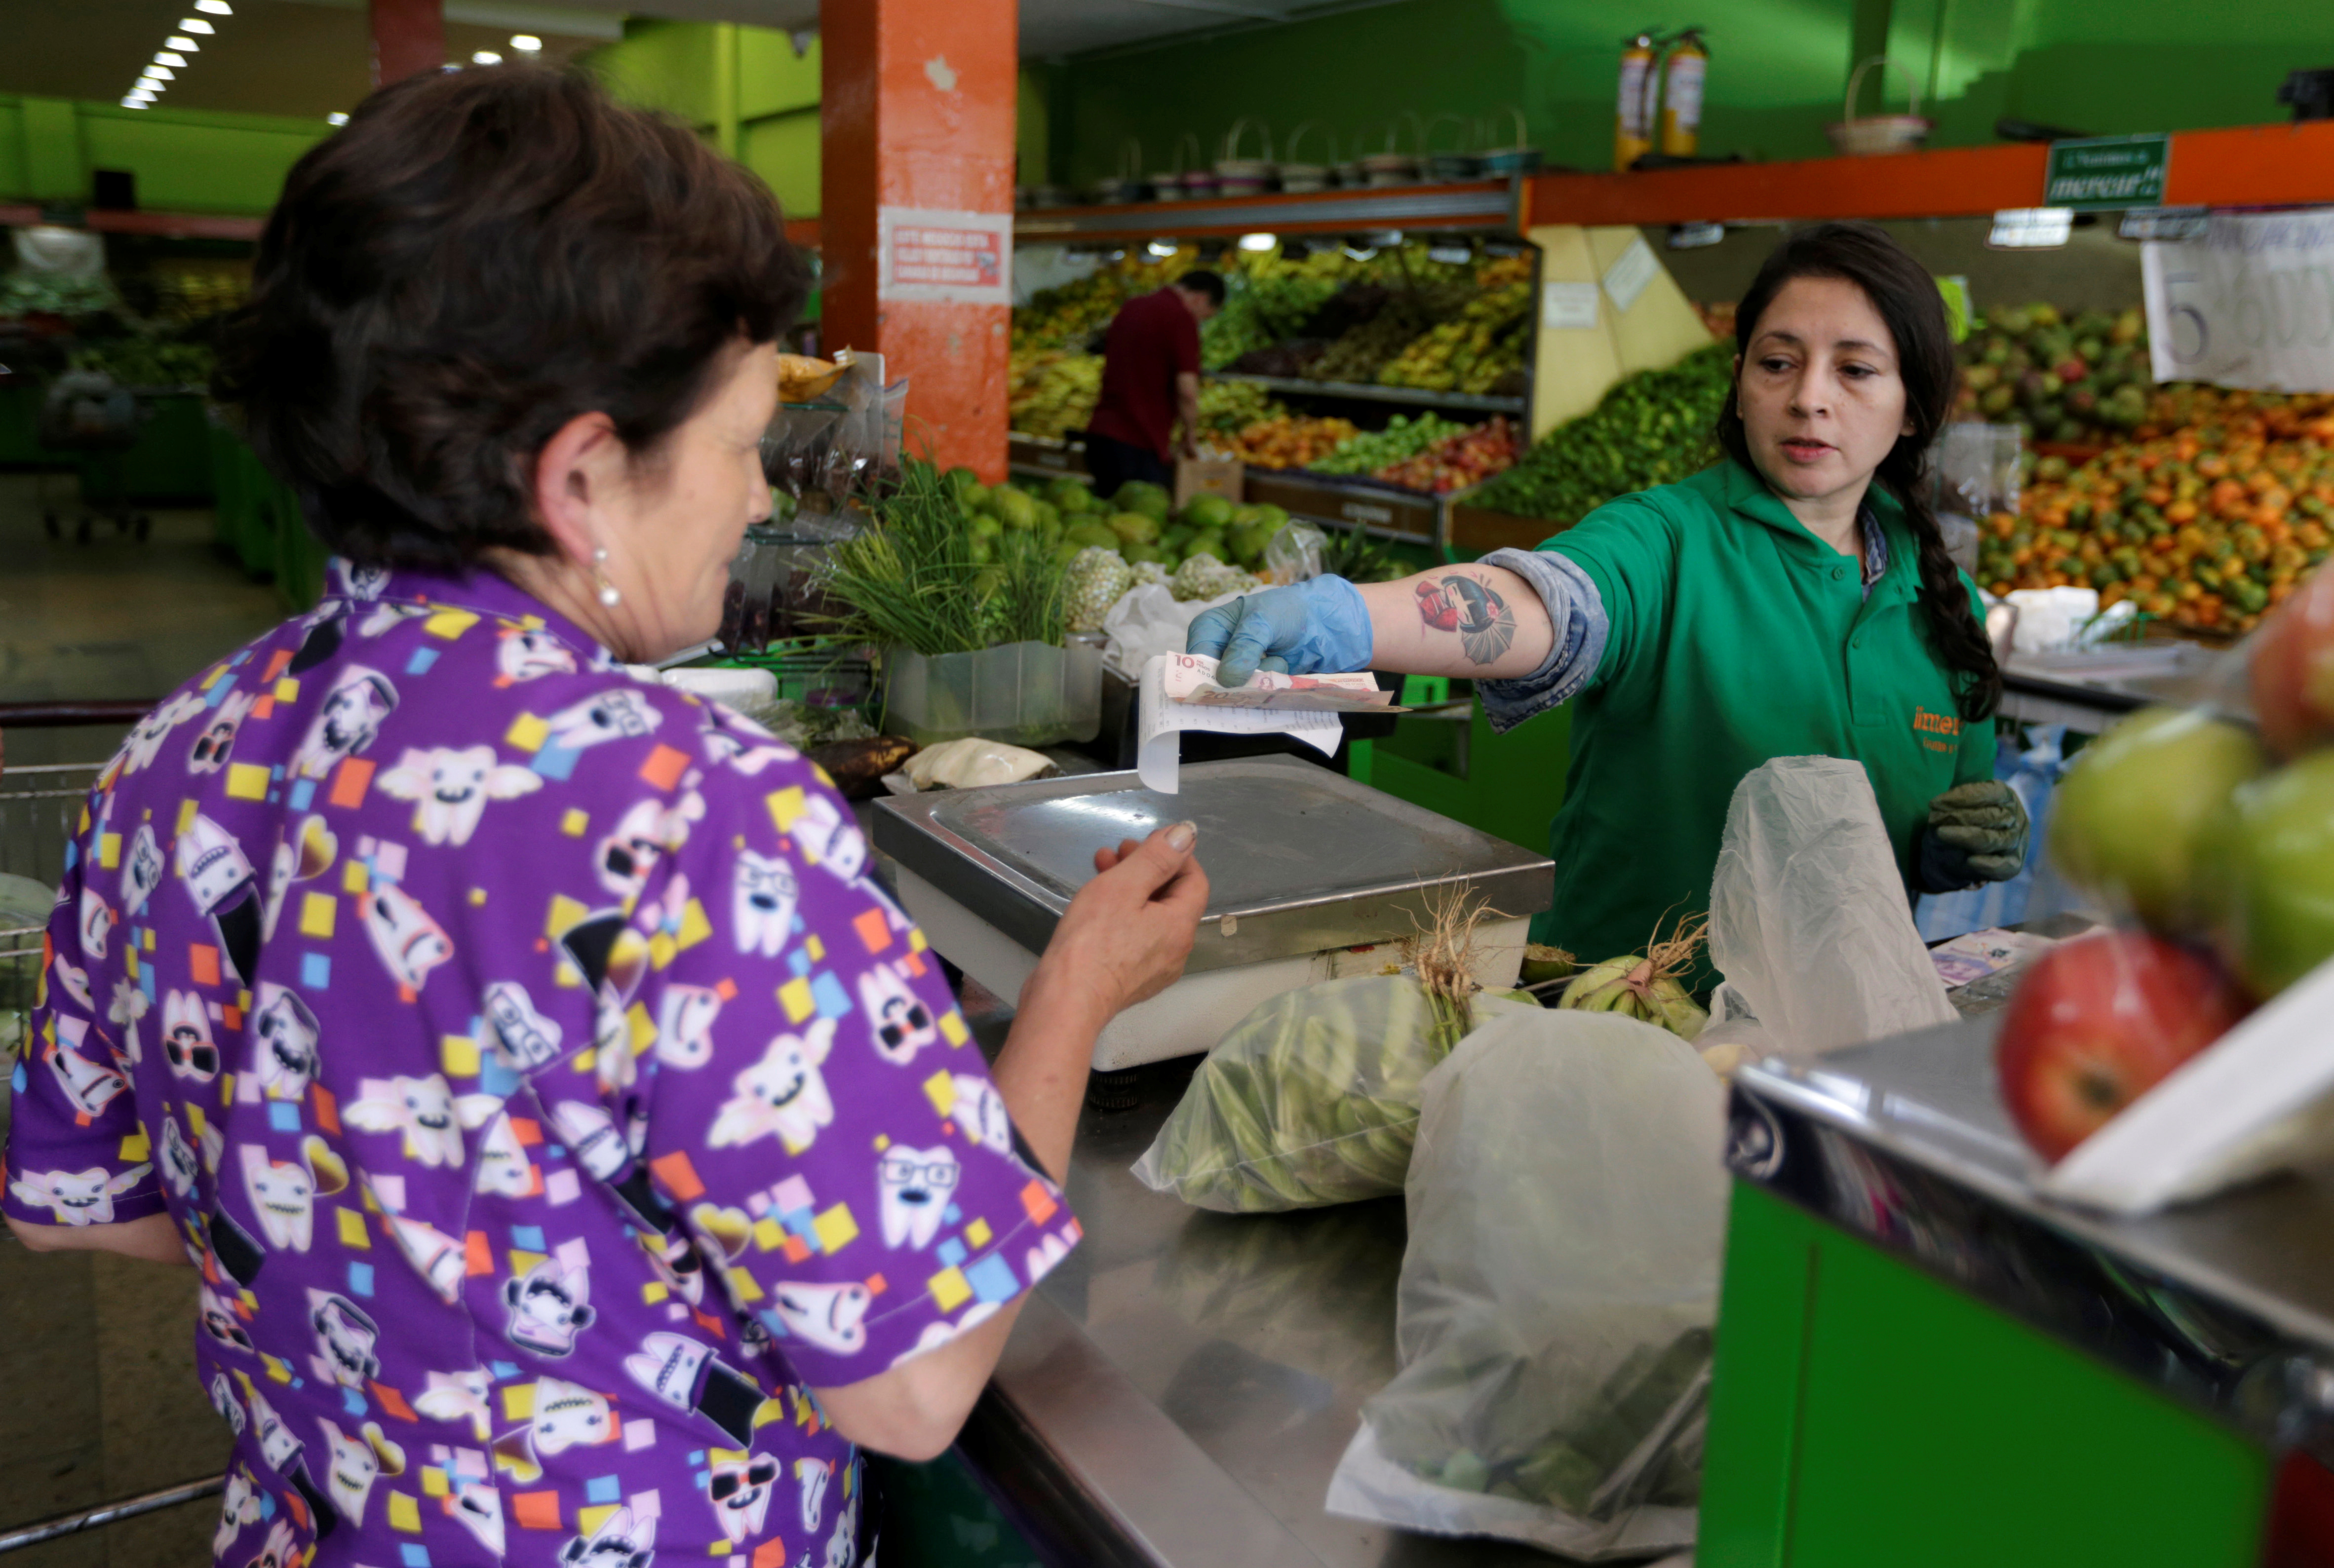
[1190,222,2025,978]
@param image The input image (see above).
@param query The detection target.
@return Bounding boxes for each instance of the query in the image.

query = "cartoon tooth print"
[449,1477,506,1554]
[525,1377,620,1456]
[707,1019,836,1154]
[209,1372,245,1436]
[246,1518,299,1568]
[547,1100,632,1184]
[702,724,798,775]
[860,959,938,1066]
[8,1165,149,1225]
[768,1279,873,1356]
[117,690,205,775]
[503,1257,595,1357]
[308,1291,383,1387]
[316,1417,405,1528]
[472,1109,537,1197]
[343,560,391,600]
[543,688,662,752]
[212,1465,263,1557]
[240,1145,315,1251]
[160,1116,200,1197]
[378,744,545,846]
[823,1488,858,1568]
[706,1453,780,1549]
[654,984,723,1069]
[732,850,798,957]
[261,815,337,944]
[495,625,575,683]
[291,664,398,780]
[48,952,93,1012]
[187,688,257,774]
[592,792,705,903]
[78,889,114,960]
[952,1072,1014,1157]
[44,1020,129,1116]
[199,1285,256,1354]
[414,1369,494,1442]
[175,811,261,983]
[791,792,868,880]
[345,1072,466,1166]
[480,980,564,1070]
[795,1456,832,1534]
[120,821,164,918]
[361,880,454,993]
[234,1372,339,1538]
[357,600,427,637]
[106,980,149,1065]
[161,991,219,1083]
[1026,1229,1074,1284]
[622,1333,765,1444]
[251,983,322,1100]
[558,1504,656,1568]
[381,1209,467,1303]
[877,1144,960,1251]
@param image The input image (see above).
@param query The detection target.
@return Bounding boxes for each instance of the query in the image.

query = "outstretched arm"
[1189,563,1556,686]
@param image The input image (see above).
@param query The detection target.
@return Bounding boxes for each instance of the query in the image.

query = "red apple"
[2251,563,2334,759]
[1995,932,2251,1162]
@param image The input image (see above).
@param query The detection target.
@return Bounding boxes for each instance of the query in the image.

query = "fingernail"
[1166,821,1197,851]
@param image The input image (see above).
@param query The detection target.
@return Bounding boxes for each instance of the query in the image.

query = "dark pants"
[1082,430,1171,501]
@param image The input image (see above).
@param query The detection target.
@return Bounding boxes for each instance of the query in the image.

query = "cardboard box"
[1174,456,1244,510]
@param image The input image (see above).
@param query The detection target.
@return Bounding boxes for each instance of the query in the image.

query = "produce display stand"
[1703,1016,2327,1567]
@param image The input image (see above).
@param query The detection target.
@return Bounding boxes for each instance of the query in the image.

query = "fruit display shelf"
[1208,371,1526,416]
[1244,468,1441,544]
[1008,432,1089,482]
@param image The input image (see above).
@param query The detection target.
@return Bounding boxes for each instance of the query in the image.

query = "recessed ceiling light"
[327,112,349,126]
[510,34,542,51]
[179,15,214,32]
[156,51,188,67]
[166,36,197,50]
[1238,232,1277,252]
[472,50,502,65]
[147,64,176,80]
[193,0,232,13]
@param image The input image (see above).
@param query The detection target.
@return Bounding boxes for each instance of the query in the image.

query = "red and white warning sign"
[877,206,1013,306]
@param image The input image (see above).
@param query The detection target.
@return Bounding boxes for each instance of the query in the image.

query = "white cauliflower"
[1064,546,1135,633]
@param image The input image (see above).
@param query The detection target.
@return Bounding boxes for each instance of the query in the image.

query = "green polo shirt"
[1530,458,1994,987]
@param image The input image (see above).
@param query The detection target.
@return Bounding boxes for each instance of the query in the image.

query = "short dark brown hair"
[1175,269,1226,307]
[216,65,810,570]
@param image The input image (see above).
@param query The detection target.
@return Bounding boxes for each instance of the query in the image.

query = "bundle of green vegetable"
[817,459,1067,655]
[1467,344,1733,524]
[1309,413,1469,476]
[1557,913,1710,1040]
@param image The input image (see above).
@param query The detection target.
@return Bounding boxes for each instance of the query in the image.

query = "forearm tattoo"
[1413,573,1517,665]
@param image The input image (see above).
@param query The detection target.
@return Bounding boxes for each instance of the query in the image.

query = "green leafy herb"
[817,459,1067,656]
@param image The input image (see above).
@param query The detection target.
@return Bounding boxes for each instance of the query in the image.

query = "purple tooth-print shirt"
[4,560,1080,1568]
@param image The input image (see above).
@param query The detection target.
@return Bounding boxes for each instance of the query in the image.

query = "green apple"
[2209,751,2334,997]
[2047,705,2268,932]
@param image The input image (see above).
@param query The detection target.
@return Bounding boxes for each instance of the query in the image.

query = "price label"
[2141,208,2334,392]
[1541,280,1599,330]
[2043,134,2170,212]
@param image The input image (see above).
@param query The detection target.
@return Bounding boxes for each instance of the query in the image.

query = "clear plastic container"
[885,640,1103,748]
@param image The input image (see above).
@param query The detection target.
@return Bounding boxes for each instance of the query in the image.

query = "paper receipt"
[1137,653,1346,794]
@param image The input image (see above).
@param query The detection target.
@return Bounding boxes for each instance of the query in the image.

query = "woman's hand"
[1918,780,2029,891]
[1187,566,1556,687]
[1186,577,1375,687]
[1036,822,1209,1015]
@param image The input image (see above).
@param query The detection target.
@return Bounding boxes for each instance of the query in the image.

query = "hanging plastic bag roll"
[1136,653,1342,794]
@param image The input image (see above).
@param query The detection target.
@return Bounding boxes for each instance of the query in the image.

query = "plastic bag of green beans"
[1130,975,1537,1213]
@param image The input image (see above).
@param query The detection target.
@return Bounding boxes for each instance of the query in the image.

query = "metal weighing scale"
[872,756,1555,1070]
[1700,1014,2334,1567]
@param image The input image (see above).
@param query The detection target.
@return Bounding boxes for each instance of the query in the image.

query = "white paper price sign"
[2142,208,2334,392]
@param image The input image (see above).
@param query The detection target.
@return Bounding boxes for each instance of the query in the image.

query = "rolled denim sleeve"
[1474,547,1609,734]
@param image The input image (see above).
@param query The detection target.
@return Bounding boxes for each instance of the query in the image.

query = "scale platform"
[871,757,1555,1069]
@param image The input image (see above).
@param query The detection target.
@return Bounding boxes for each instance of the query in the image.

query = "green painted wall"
[589,19,826,218]
[1047,0,2334,189]
[0,94,323,215]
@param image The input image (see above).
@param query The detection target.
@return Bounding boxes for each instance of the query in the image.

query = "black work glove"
[1917,780,2028,893]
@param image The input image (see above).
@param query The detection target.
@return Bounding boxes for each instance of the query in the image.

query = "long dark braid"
[1715,222,2002,722]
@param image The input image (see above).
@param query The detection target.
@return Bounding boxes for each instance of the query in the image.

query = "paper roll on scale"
[1136,654,1393,793]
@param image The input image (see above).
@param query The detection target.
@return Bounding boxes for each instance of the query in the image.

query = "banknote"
[1157,653,1400,712]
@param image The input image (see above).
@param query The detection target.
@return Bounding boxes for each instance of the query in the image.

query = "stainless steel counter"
[956,1052,1568,1568]
[1998,641,2226,733]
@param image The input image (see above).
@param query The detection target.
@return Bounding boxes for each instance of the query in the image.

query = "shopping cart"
[0,755,102,1064]
[35,369,152,545]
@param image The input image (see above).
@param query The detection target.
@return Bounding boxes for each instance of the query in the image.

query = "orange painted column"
[369,0,444,87]
[821,0,1017,483]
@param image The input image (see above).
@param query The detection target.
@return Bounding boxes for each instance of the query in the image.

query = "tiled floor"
[0,472,284,1567]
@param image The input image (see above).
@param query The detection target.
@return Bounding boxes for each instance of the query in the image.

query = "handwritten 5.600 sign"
[2142,209,2334,393]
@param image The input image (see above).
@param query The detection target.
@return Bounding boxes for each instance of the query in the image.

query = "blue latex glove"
[1184,575,1374,688]
[1916,780,2029,893]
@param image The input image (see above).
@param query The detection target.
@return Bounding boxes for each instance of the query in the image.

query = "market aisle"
[0,469,268,1566]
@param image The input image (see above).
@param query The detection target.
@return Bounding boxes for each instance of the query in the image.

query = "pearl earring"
[591,547,621,608]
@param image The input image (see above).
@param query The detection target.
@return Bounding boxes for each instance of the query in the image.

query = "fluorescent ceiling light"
[510,34,542,51]
[328,112,350,125]
[193,0,232,13]
[166,36,197,50]
[179,16,214,32]
[156,51,188,67]
[1145,240,1178,257]
[147,65,176,80]
[472,49,502,64]
[1238,231,1277,252]
[121,97,150,108]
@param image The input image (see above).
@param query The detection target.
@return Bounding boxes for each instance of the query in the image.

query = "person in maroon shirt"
[1084,270,1222,497]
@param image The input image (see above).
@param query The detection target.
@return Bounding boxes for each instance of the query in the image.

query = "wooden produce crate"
[1007,432,1088,478]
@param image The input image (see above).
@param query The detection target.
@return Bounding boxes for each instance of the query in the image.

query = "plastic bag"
[1707,756,1956,1057]
[1325,1008,1728,1559]
[1264,519,1328,583]
[1130,975,1539,1213]
[1100,580,1245,680]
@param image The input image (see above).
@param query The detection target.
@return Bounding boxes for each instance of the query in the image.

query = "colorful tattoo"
[1414,574,1516,665]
